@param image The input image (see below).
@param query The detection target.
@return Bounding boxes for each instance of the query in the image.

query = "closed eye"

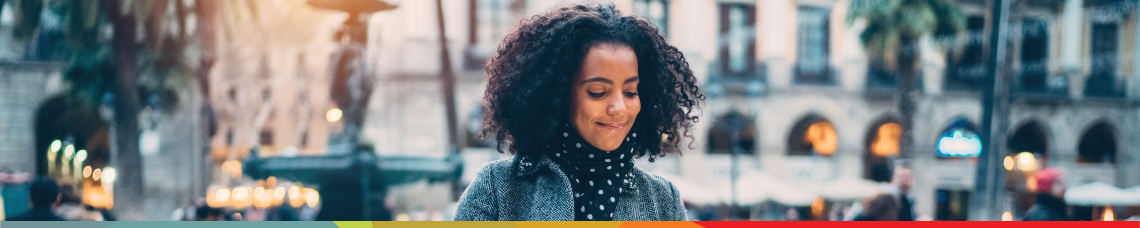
[589,92,606,98]
[624,92,638,98]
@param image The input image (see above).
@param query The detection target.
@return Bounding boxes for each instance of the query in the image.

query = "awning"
[735,171,817,206]
[654,173,721,205]
[1065,182,1140,206]
[813,177,884,200]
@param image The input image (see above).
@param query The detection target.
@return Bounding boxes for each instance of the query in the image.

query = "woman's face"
[570,44,641,152]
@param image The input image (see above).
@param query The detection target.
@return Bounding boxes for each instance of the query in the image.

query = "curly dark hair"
[482,3,703,161]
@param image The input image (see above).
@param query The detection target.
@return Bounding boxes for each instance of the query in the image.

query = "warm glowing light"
[75,150,87,162]
[1104,207,1115,221]
[64,145,75,159]
[289,186,303,207]
[1002,212,1012,221]
[1004,156,1014,171]
[254,187,271,208]
[50,140,62,152]
[83,166,92,178]
[102,168,116,183]
[805,122,837,155]
[326,108,343,123]
[871,123,901,157]
[216,189,231,203]
[267,176,277,187]
[810,197,826,219]
[303,188,320,207]
[93,169,102,181]
[273,187,287,203]
[1027,178,1037,192]
[233,187,250,201]
[1016,152,1037,171]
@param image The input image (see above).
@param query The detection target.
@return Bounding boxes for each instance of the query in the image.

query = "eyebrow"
[580,76,639,85]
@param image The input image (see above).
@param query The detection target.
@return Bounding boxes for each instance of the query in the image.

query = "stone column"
[1132,2,1140,98]
[1062,0,1083,97]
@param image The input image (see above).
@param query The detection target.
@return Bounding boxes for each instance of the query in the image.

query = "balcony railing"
[707,61,767,97]
[943,64,987,92]
[793,63,835,85]
[1084,73,1125,98]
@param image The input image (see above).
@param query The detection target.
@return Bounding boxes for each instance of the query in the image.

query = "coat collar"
[512,154,638,195]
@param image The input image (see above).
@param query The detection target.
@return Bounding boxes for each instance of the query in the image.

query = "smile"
[597,122,626,131]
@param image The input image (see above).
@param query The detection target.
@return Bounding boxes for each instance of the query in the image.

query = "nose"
[606,94,626,116]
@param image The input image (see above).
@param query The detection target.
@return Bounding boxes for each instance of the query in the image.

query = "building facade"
[364,0,1140,221]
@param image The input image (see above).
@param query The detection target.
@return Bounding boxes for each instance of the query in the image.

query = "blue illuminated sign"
[937,129,982,157]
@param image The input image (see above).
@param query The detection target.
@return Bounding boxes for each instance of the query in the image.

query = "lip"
[596,122,627,131]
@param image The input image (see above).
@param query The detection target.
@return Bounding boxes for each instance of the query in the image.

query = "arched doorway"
[708,110,757,155]
[1007,121,1049,165]
[787,115,836,157]
[1078,122,1116,164]
[1006,121,1050,217]
[32,95,113,208]
[863,117,901,182]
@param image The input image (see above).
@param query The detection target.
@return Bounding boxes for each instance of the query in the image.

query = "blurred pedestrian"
[852,194,900,221]
[785,208,801,221]
[53,183,103,221]
[195,205,224,221]
[1023,168,1069,221]
[453,2,702,221]
[891,161,915,221]
[6,177,66,221]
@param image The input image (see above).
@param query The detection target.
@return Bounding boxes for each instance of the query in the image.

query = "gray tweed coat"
[453,154,686,221]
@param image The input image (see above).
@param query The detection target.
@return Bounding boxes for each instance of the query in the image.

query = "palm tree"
[847,0,965,159]
[8,0,254,220]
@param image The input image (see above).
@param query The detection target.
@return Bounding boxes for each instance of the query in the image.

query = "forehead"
[576,44,638,80]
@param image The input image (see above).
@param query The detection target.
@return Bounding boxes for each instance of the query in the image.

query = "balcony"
[1084,73,1125,98]
[1012,64,1068,96]
[793,63,836,86]
[707,61,767,98]
[865,63,924,97]
[943,64,987,92]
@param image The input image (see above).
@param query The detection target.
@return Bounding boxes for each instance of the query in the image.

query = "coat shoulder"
[631,167,687,221]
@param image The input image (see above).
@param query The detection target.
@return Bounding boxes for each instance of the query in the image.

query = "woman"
[454,3,703,221]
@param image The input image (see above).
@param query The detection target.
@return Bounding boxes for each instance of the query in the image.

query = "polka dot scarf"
[547,123,638,221]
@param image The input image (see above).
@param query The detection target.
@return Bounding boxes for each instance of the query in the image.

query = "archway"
[708,110,757,155]
[863,117,901,182]
[787,115,836,157]
[1078,122,1116,164]
[32,95,113,208]
[1007,121,1049,163]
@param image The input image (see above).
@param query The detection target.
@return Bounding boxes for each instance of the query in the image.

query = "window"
[795,6,832,84]
[1019,18,1049,92]
[633,0,669,36]
[945,16,987,90]
[707,110,756,154]
[1077,123,1115,164]
[788,115,836,157]
[465,0,513,69]
[1086,22,1121,97]
[717,3,756,79]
